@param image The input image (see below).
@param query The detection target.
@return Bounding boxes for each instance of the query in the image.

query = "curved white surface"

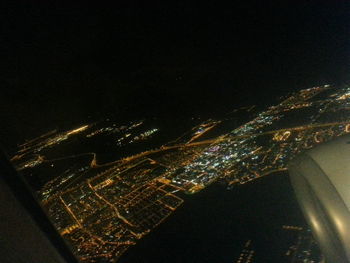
[289,134,350,263]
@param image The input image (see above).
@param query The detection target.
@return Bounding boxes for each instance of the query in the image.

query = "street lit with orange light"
[11,84,350,262]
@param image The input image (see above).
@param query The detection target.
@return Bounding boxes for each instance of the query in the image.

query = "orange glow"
[67,125,89,136]
[345,124,350,133]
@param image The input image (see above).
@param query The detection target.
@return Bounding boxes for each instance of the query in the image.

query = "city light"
[11,84,350,262]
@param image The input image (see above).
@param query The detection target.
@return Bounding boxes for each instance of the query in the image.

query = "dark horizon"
[1,0,349,150]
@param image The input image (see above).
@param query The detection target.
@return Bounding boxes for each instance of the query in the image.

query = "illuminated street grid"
[282,226,322,262]
[234,240,255,263]
[12,85,350,262]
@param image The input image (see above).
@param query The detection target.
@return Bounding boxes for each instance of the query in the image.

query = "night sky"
[1,0,349,151]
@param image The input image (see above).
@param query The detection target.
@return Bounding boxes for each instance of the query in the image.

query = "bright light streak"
[67,125,89,136]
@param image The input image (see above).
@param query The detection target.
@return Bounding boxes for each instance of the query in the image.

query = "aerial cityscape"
[11,84,350,262]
